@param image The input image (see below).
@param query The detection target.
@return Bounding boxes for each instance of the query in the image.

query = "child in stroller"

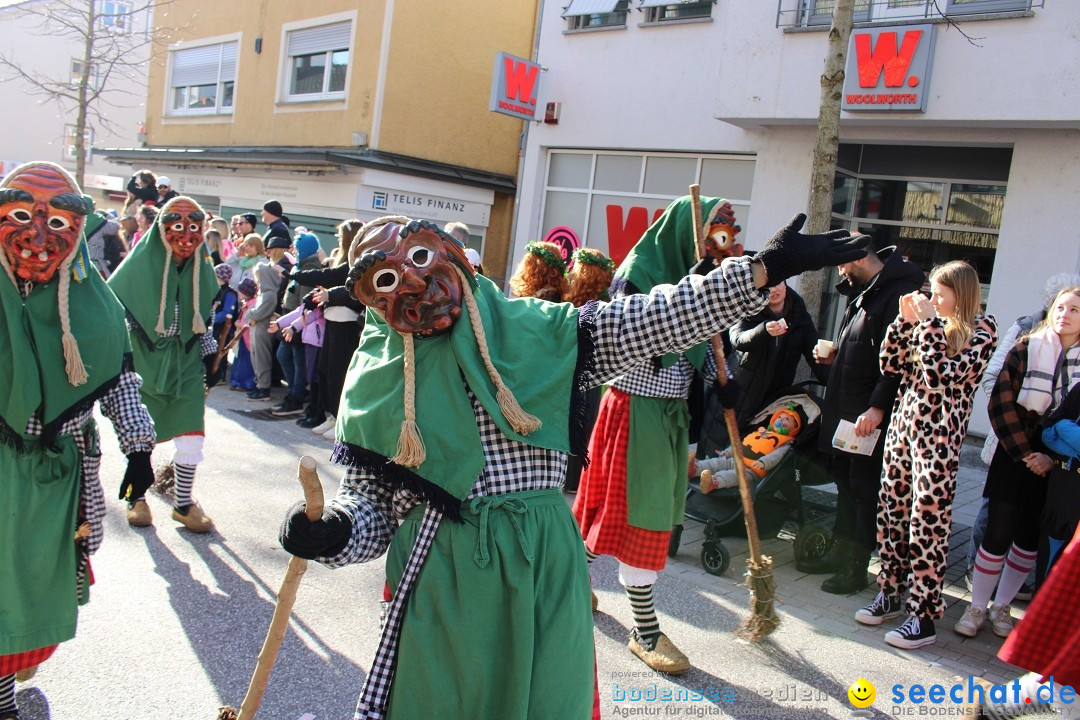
[692,402,808,494]
[677,386,826,575]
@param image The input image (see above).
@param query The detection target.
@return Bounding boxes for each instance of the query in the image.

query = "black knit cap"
[241,213,258,228]
[263,200,283,218]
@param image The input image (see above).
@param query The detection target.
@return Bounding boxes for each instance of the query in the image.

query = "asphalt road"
[12,386,1001,719]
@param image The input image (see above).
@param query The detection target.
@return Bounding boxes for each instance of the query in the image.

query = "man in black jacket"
[804,244,925,594]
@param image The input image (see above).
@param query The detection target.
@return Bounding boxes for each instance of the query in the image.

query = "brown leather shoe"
[172,504,214,533]
[126,499,153,527]
[628,631,691,674]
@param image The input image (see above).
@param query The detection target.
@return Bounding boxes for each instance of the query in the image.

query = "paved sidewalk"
[658,441,1026,687]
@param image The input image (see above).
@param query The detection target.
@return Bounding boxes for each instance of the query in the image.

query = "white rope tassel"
[58,257,88,386]
[460,273,541,435]
[155,244,173,335]
[191,255,206,334]
[392,331,426,467]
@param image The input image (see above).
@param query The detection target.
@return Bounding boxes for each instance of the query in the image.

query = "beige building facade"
[102,0,538,278]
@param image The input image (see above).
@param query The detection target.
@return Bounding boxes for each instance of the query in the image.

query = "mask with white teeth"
[0,163,87,283]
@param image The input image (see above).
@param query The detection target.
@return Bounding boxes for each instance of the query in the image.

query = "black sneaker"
[296,415,326,428]
[246,388,270,400]
[271,396,305,417]
[855,591,903,626]
[1014,582,1034,602]
[884,614,936,649]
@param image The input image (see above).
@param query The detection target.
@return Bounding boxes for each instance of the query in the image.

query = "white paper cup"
[816,339,835,357]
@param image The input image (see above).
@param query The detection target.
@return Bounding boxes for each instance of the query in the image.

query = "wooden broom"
[689,184,779,641]
[217,455,325,719]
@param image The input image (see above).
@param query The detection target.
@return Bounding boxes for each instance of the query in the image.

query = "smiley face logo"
[848,678,876,709]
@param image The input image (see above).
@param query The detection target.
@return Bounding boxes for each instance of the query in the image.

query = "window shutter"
[172,44,228,87]
[562,0,621,17]
[220,41,238,82]
[287,21,351,57]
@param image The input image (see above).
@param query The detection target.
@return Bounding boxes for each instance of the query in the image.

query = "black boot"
[799,537,850,575]
[822,552,870,594]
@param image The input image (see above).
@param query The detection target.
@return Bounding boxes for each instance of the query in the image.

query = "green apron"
[385,489,594,719]
[132,334,205,441]
[0,433,81,654]
[626,395,690,531]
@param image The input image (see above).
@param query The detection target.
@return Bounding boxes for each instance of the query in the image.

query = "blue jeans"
[276,339,307,400]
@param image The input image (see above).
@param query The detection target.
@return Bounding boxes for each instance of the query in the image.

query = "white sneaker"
[953,606,987,637]
[311,415,335,435]
[322,426,336,441]
[989,603,1014,638]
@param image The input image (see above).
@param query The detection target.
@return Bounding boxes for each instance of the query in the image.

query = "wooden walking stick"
[689,184,779,641]
[217,456,324,720]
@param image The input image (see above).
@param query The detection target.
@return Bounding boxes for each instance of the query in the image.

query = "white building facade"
[513,0,1080,436]
[0,0,152,208]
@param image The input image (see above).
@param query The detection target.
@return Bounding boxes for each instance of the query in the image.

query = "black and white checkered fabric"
[162,302,217,357]
[325,257,768,718]
[21,369,155,556]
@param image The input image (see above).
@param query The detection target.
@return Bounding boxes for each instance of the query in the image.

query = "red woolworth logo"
[842,24,936,112]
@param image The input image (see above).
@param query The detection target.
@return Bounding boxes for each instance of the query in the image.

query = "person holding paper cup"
[855,261,997,650]
[804,239,925,594]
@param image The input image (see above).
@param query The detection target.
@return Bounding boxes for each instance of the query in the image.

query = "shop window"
[283,20,351,101]
[168,40,238,116]
[641,0,713,23]
[564,0,630,30]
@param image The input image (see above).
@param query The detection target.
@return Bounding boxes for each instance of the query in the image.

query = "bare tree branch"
[929,0,985,46]
[0,0,183,186]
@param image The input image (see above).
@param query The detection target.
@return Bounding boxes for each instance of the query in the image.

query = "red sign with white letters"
[490,52,541,121]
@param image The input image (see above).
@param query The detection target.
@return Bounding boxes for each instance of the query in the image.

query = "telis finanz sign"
[842,24,936,112]
[489,51,541,120]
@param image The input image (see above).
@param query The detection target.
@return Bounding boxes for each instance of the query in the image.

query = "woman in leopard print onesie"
[854,260,997,649]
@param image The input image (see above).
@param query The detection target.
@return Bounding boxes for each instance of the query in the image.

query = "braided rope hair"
[0,161,90,385]
[154,196,208,336]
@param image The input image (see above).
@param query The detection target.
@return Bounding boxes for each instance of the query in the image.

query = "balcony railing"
[776,0,1041,28]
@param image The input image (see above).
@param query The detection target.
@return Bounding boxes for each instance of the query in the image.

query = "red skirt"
[0,644,57,676]
[573,388,671,571]
[998,524,1080,687]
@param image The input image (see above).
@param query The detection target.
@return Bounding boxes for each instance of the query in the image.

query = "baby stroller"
[671,381,835,576]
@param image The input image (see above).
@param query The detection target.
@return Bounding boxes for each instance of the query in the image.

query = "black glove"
[689,256,717,276]
[753,213,870,287]
[279,501,352,560]
[302,290,319,312]
[713,379,740,411]
[119,451,154,501]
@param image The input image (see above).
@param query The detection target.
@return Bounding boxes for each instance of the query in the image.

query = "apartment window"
[168,41,237,115]
[64,125,92,161]
[100,1,132,33]
[284,21,351,101]
[564,0,630,30]
[945,0,1032,13]
[641,0,713,22]
[70,59,98,89]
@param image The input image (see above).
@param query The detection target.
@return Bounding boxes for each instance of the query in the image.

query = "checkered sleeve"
[318,466,401,568]
[98,368,156,454]
[988,342,1034,461]
[588,256,767,387]
[201,326,217,358]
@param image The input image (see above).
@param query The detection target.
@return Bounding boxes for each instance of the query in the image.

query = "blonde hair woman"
[855,260,997,649]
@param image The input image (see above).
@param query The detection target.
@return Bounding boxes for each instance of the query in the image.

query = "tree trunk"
[801,0,855,328]
[74,0,97,188]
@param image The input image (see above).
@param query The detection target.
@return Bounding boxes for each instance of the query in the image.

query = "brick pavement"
[659,439,1027,685]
